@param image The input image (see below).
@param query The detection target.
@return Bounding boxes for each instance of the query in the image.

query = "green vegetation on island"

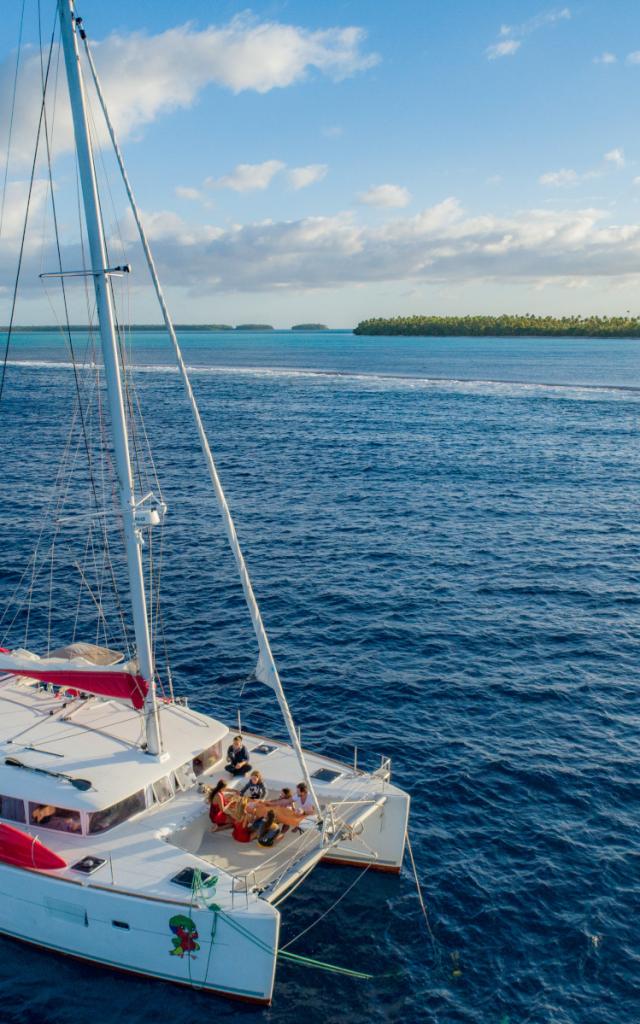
[291,323,328,332]
[354,315,640,339]
[235,323,274,331]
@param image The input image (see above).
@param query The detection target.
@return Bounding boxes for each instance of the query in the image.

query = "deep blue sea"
[1,329,639,1024]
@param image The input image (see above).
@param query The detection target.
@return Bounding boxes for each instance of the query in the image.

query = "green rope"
[218,907,374,980]
[278,950,373,980]
[189,872,374,983]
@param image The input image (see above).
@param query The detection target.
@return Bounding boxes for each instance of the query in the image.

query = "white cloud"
[593,52,617,64]
[322,124,343,138]
[486,7,570,60]
[633,176,640,186]
[486,175,503,185]
[288,164,328,189]
[626,51,640,64]
[539,168,579,186]
[10,196,640,298]
[0,16,377,167]
[604,147,625,167]
[207,160,285,192]
[100,195,640,296]
[175,186,205,201]
[524,8,571,31]
[0,179,49,240]
[486,40,521,60]
[357,183,412,208]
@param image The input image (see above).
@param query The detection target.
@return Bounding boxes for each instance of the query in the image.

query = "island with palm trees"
[354,315,640,338]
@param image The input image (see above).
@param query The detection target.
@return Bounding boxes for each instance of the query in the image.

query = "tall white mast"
[57,0,162,756]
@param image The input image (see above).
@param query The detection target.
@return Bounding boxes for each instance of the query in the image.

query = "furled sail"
[0,648,148,709]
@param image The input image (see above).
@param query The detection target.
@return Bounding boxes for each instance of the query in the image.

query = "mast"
[57,0,163,756]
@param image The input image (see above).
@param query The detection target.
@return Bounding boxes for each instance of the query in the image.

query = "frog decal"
[169,914,200,958]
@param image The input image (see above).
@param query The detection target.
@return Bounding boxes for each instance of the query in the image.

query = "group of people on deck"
[205,735,316,847]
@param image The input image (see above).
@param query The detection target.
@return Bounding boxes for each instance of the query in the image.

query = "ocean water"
[1,330,639,1024]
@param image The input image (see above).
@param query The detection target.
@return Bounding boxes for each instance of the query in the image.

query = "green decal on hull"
[168,914,200,958]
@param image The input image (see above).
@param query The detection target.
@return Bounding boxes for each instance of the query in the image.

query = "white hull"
[0,861,279,1003]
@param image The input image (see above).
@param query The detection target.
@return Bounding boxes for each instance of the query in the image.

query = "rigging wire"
[0,0,26,242]
[82,57,163,666]
[0,9,57,407]
[36,2,131,656]
[280,861,372,950]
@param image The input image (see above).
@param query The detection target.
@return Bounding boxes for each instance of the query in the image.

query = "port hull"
[0,862,279,1004]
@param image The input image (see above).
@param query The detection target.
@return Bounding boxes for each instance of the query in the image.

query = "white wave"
[4,358,639,400]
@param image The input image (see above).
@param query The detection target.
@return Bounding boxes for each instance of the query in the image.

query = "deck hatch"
[71,855,106,874]
[171,866,215,890]
[311,768,343,784]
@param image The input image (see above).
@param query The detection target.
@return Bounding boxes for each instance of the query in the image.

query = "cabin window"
[29,803,82,834]
[0,794,26,823]
[151,775,174,805]
[87,790,146,834]
[192,742,221,777]
[173,761,196,791]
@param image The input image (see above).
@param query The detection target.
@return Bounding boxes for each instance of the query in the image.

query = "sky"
[1,0,640,326]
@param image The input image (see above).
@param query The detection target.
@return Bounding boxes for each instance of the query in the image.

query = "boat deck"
[0,675,403,906]
[194,818,321,891]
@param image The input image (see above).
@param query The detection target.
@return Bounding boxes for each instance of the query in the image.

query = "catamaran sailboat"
[0,0,409,1004]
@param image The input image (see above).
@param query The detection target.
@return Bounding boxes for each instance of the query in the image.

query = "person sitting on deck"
[207,779,236,831]
[256,810,284,848]
[268,787,294,810]
[290,783,315,833]
[293,783,315,817]
[240,770,266,801]
[225,735,251,777]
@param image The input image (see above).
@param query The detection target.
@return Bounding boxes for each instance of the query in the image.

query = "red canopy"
[9,666,148,709]
[0,651,148,709]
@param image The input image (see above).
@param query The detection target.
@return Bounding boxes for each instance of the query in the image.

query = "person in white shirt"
[292,782,315,818]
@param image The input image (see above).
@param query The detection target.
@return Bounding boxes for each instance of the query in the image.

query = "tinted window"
[152,776,173,804]
[29,803,81,833]
[193,742,221,777]
[88,791,146,834]
[173,761,196,791]
[0,794,25,823]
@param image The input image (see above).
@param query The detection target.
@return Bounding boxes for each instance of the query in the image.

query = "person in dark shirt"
[257,810,283,848]
[240,770,266,800]
[225,735,251,776]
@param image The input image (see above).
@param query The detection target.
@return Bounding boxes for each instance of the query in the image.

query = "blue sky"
[2,1,640,326]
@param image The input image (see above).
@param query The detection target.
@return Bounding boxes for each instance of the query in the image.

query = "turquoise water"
[1,330,640,1023]
[5,327,640,386]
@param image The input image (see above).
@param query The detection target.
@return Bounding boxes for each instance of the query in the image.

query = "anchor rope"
[405,829,438,948]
